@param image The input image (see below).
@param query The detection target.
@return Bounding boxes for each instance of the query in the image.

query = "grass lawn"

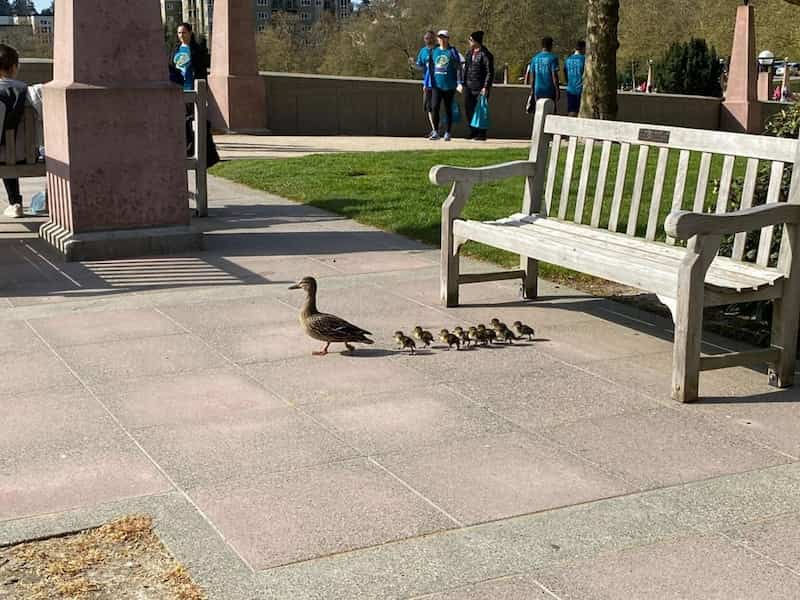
[211,146,745,281]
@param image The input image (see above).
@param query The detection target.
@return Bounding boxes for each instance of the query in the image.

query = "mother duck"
[289,276,374,356]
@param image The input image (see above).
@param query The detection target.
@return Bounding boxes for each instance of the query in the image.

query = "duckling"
[394,331,417,354]
[512,321,535,341]
[454,326,472,348]
[498,328,519,344]
[468,326,483,347]
[439,328,461,350]
[477,324,497,345]
[490,318,509,333]
[289,276,374,356]
[413,326,434,348]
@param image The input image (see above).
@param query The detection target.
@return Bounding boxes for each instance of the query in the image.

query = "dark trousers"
[4,178,20,205]
[464,88,488,138]
[431,88,456,133]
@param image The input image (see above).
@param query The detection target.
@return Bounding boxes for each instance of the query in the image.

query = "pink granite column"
[720,4,762,133]
[40,0,201,261]
[207,0,268,132]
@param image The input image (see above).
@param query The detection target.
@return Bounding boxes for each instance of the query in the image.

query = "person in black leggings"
[428,30,463,141]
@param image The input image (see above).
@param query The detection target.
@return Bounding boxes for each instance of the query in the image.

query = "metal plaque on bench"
[638,128,671,144]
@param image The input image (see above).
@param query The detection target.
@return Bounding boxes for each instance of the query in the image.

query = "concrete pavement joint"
[21,318,258,575]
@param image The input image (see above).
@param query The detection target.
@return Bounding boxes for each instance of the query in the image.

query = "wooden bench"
[184,79,209,217]
[0,104,44,179]
[431,99,800,403]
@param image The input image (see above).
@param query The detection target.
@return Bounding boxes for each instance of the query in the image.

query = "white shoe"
[429,131,440,140]
[3,204,22,218]
[443,132,452,142]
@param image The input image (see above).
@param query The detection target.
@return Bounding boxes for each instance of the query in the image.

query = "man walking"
[564,40,586,117]
[429,30,463,142]
[526,37,560,109]
[463,31,494,141]
[413,30,437,137]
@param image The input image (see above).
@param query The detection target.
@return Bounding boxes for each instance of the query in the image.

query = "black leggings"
[431,88,456,133]
[3,178,20,205]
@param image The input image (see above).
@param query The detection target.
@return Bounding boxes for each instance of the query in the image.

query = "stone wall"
[17,59,788,138]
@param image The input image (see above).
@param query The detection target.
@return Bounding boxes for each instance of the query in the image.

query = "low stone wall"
[14,59,788,138]
[263,71,726,138]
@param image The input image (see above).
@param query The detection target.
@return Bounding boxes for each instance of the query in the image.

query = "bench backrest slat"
[626,145,650,236]
[666,150,692,245]
[608,142,630,232]
[544,134,561,215]
[756,161,786,266]
[575,138,594,224]
[731,158,761,260]
[544,115,797,162]
[559,136,578,220]
[23,108,36,164]
[590,140,613,227]
[646,147,670,241]
[692,152,712,213]
[716,155,736,214]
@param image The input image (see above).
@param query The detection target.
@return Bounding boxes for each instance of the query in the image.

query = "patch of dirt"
[0,515,205,600]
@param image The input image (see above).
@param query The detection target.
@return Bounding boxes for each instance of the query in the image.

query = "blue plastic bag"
[451,100,462,124]
[470,96,491,129]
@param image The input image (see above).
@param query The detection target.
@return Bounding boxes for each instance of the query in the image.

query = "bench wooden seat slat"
[559,136,578,220]
[732,158,761,260]
[590,140,613,227]
[575,138,594,224]
[646,147,671,241]
[666,149,692,245]
[434,99,800,402]
[609,142,630,232]
[757,160,786,266]
[544,134,561,214]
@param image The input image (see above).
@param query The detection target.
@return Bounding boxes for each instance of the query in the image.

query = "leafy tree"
[654,38,723,97]
[41,2,54,16]
[0,1,12,16]
[580,0,619,119]
[11,0,36,15]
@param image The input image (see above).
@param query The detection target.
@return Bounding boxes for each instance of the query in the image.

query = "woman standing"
[170,22,209,92]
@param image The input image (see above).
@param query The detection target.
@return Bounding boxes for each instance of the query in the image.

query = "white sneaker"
[429,131,440,140]
[443,132,452,142]
[3,204,22,218]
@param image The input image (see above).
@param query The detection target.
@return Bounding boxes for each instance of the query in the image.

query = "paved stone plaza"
[2,176,800,599]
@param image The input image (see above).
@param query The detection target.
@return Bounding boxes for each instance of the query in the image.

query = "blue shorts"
[567,92,581,114]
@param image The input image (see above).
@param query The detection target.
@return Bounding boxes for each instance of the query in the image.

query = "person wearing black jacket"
[463,31,494,141]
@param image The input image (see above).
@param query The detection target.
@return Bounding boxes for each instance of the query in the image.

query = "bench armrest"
[665,204,800,240]
[429,160,536,186]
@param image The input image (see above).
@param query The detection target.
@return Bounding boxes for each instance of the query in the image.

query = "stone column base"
[720,100,763,134]
[208,74,268,133]
[40,221,204,262]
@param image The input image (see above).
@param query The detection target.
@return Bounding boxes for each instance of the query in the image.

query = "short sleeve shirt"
[565,53,586,95]
[173,44,194,92]
[432,47,460,91]
[416,46,434,88]
[530,51,559,98]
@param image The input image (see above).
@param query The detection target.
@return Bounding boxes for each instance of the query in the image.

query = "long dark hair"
[178,22,198,46]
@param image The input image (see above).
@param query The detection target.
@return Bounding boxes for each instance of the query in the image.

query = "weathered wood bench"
[431,99,800,403]
[185,79,209,217]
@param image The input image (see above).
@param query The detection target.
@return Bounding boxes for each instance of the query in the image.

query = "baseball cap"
[437,30,450,38]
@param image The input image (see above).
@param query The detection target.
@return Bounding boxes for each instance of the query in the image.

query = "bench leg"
[441,240,460,307]
[522,257,539,300]
[769,296,798,388]
[672,235,720,403]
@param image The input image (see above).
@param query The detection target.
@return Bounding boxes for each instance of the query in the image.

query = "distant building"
[160,0,351,37]
[0,14,54,45]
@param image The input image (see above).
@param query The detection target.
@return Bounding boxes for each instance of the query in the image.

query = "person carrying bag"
[463,31,494,141]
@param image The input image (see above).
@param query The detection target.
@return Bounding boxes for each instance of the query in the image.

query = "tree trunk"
[580,0,620,120]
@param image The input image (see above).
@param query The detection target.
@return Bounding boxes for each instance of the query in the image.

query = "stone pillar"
[720,4,762,133]
[757,69,773,102]
[207,0,268,133]
[40,0,202,261]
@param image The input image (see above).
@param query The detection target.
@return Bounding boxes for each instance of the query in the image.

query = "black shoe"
[474,135,487,141]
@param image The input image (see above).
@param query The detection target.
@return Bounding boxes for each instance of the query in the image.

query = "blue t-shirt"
[432,47,460,91]
[416,46,434,88]
[530,51,559,98]
[565,53,586,95]
[174,44,194,92]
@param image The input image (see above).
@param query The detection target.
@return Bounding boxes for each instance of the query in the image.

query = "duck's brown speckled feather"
[303,312,374,343]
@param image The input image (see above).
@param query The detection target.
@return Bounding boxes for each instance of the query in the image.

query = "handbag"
[470,96,491,129]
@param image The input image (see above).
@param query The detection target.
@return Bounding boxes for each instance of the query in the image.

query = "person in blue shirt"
[564,40,586,116]
[525,36,560,110]
[412,30,437,137]
[428,30,464,141]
